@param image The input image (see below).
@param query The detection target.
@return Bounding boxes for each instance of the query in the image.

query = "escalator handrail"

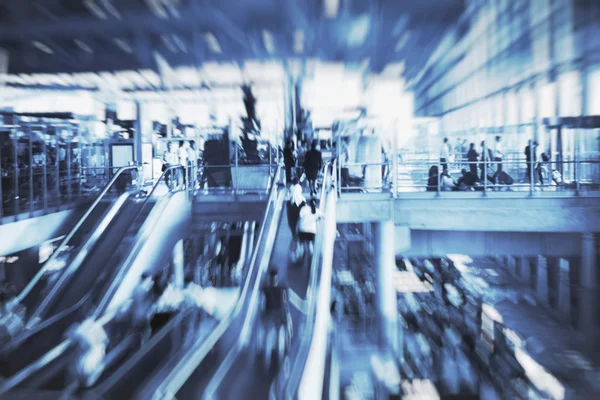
[281,160,337,398]
[149,166,282,399]
[12,165,140,306]
[92,164,187,318]
[27,192,131,325]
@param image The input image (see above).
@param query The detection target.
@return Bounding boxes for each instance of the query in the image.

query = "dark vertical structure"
[241,85,260,163]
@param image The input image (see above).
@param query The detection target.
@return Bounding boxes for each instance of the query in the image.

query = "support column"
[536,255,549,305]
[579,233,597,341]
[172,239,184,289]
[519,256,531,285]
[506,255,517,278]
[373,220,398,353]
[557,257,571,323]
[134,101,143,164]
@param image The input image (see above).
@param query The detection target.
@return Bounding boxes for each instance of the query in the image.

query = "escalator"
[0,167,191,391]
[146,163,337,400]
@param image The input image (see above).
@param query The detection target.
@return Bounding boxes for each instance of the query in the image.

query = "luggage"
[497,171,514,185]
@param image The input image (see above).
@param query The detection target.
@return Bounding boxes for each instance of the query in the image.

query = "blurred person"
[492,136,504,182]
[162,142,178,188]
[457,168,478,190]
[283,140,296,184]
[440,137,452,169]
[479,141,492,182]
[259,269,292,369]
[426,165,439,192]
[303,140,322,197]
[440,166,457,191]
[298,198,323,256]
[524,140,538,182]
[179,141,190,188]
[466,142,479,176]
[537,152,550,185]
[287,179,306,238]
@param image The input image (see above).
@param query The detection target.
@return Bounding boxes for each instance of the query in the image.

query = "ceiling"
[0,0,465,83]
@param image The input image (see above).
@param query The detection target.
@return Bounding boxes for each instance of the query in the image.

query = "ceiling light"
[348,16,370,47]
[32,41,54,54]
[144,0,168,19]
[114,38,133,53]
[161,35,177,53]
[100,0,122,19]
[84,0,108,19]
[324,0,340,19]
[294,30,304,54]
[395,31,411,52]
[204,33,222,54]
[173,35,187,53]
[74,39,93,54]
[262,30,275,54]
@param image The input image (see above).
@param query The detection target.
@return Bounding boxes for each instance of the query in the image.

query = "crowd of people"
[161,140,198,189]
[429,136,559,191]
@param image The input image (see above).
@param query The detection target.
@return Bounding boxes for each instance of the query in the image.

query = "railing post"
[437,160,441,195]
[392,124,398,198]
[575,129,580,196]
[28,126,34,215]
[0,135,3,219]
[483,142,488,196]
[234,142,239,194]
[42,127,48,211]
[13,128,19,217]
[67,137,72,205]
[529,141,534,196]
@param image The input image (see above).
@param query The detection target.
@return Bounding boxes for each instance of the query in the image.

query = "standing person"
[440,138,452,169]
[298,198,322,256]
[179,141,189,188]
[479,141,491,182]
[187,141,198,188]
[162,142,178,188]
[283,140,296,185]
[303,140,322,197]
[492,136,503,177]
[466,143,479,176]
[287,179,306,238]
[524,140,538,182]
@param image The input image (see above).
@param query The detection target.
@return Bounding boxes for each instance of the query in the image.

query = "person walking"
[466,142,478,177]
[303,140,322,197]
[492,136,503,179]
[298,198,322,256]
[524,140,538,182]
[440,138,452,169]
[283,140,296,185]
[162,142,178,189]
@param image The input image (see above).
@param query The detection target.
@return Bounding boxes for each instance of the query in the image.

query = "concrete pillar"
[578,233,597,340]
[520,256,531,285]
[134,101,143,164]
[536,255,549,305]
[172,239,184,289]
[557,258,571,323]
[507,255,517,277]
[373,220,398,353]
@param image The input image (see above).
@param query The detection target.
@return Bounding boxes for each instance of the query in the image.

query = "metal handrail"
[10,165,140,307]
[93,164,188,317]
[150,165,282,399]
[280,160,337,398]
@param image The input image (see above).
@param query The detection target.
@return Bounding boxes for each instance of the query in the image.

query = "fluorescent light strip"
[294,30,304,54]
[84,0,108,19]
[395,31,411,52]
[114,38,133,54]
[204,33,222,54]
[324,0,340,19]
[32,41,54,54]
[262,30,275,54]
[74,39,93,54]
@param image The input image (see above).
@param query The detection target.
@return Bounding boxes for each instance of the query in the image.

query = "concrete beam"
[394,196,600,233]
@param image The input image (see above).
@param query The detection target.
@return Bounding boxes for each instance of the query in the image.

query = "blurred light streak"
[294,30,305,54]
[324,0,340,19]
[74,39,94,54]
[348,16,371,47]
[84,0,108,20]
[114,38,133,54]
[204,33,222,54]
[32,41,54,54]
[262,30,275,54]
